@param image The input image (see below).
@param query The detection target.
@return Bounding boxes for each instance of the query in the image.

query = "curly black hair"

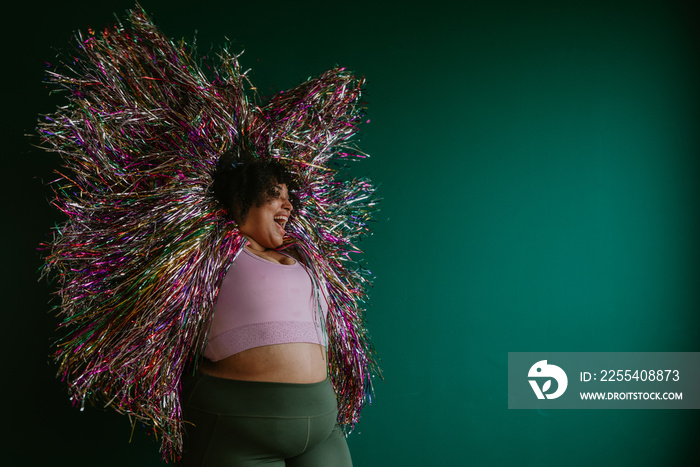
[212,149,301,224]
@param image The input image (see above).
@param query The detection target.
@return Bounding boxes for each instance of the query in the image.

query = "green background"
[4,0,698,465]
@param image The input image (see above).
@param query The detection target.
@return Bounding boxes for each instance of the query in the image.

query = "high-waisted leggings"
[178,373,352,466]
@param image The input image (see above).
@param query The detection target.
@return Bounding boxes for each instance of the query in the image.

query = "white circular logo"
[528,360,568,399]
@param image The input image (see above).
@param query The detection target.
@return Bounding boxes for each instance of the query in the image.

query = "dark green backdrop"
[5,0,698,465]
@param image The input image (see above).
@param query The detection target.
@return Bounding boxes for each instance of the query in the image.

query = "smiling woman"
[38,6,378,464]
[179,153,348,466]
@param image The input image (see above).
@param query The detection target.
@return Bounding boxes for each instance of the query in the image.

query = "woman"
[40,7,376,462]
[179,155,353,466]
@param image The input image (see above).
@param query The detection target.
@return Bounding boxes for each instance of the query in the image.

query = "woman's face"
[238,183,293,249]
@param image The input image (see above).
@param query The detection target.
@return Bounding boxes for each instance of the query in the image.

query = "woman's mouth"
[273,215,288,233]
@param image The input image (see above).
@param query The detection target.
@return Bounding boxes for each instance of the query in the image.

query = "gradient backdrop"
[4,0,699,465]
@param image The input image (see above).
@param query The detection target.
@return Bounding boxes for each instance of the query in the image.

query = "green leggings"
[178,373,353,466]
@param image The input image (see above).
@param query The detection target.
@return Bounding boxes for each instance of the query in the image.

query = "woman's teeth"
[273,216,287,229]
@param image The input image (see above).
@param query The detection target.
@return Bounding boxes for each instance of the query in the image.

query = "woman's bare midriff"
[199,342,328,384]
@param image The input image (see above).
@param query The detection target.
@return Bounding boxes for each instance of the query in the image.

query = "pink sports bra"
[203,248,328,362]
